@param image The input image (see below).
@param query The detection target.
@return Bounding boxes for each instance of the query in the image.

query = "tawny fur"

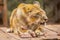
[8,3,48,37]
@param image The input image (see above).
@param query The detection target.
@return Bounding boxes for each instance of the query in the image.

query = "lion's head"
[19,2,48,25]
[17,2,48,25]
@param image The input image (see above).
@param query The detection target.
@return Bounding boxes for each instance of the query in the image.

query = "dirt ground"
[0,24,60,40]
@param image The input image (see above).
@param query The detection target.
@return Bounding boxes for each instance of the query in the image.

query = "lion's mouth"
[39,22,47,27]
[40,22,45,25]
[39,22,46,25]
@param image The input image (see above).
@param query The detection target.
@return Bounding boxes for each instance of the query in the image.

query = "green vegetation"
[7,0,43,11]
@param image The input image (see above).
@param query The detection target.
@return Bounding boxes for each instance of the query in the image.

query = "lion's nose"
[44,18,48,22]
[43,16,48,22]
[44,18,48,21]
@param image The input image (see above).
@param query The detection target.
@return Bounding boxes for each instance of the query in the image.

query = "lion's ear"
[33,1,40,7]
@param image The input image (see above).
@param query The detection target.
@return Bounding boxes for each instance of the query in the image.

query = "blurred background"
[0,0,60,26]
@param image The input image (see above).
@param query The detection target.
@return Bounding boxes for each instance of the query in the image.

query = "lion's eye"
[36,13,40,17]
[36,13,39,15]
[33,15,38,18]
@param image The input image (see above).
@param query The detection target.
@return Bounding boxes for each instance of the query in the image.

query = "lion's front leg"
[35,26,44,37]
[13,26,18,34]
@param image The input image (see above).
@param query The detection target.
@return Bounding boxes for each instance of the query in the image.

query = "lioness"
[8,1,48,37]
